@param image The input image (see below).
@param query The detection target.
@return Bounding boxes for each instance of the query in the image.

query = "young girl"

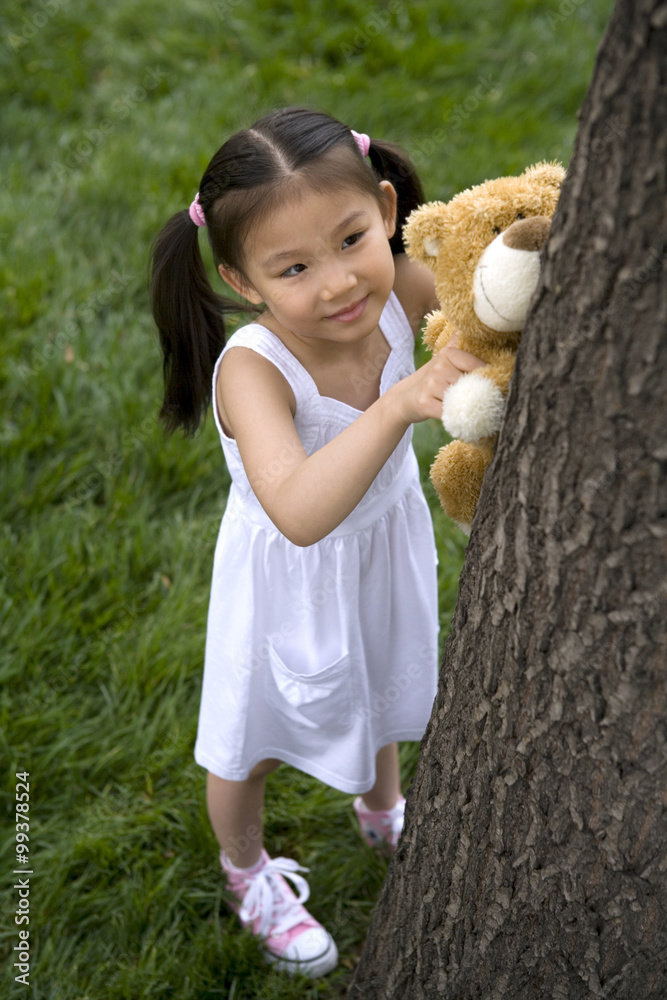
[150,107,482,978]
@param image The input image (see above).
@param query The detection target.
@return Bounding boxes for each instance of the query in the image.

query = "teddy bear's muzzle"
[472,215,552,333]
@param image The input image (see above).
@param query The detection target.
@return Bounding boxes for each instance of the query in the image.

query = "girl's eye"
[281,263,307,278]
[342,231,363,249]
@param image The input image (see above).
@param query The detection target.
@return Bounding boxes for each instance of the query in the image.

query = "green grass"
[1,0,612,996]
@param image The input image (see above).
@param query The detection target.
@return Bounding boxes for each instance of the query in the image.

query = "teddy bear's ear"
[522,161,566,191]
[403,202,450,267]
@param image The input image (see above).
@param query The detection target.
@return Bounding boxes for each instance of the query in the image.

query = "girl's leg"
[360,742,401,811]
[206,759,281,869]
[354,744,405,853]
[208,760,339,976]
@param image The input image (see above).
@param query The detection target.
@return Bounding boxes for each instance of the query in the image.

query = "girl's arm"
[217,343,483,547]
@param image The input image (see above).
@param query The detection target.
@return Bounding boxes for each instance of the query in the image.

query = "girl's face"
[219,182,397,348]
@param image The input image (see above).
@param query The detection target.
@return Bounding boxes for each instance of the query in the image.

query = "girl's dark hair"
[150,106,424,435]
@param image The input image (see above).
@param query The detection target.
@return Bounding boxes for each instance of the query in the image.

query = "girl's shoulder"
[392,253,439,338]
[221,318,274,354]
[215,322,298,438]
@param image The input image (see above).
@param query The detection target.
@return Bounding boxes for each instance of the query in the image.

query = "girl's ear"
[217,264,263,305]
[379,181,398,240]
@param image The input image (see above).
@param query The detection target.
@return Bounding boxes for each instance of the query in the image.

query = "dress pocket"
[266,644,355,733]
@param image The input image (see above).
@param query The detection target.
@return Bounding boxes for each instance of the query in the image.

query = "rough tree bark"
[348,1,667,997]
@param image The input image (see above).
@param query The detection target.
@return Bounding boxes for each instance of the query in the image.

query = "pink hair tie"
[351,130,371,158]
[189,192,207,228]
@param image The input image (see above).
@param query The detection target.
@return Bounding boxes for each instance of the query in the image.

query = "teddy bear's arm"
[422,311,458,354]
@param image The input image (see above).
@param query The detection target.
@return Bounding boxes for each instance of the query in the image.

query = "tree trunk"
[348,0,667,996]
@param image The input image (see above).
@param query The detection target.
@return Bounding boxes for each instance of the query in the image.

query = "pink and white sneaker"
[221,849,338,977]
[353,795,406,854]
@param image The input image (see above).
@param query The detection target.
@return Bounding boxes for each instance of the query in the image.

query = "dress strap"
[212,323,321,448]
[379,292,416,363]
[220,323,319,399]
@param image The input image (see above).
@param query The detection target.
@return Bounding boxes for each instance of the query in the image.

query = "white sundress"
[194,292,439,795]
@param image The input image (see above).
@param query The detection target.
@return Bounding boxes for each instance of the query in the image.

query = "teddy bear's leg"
[430,440,495,535]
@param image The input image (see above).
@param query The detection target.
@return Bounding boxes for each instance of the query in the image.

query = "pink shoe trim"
[221,848,269,897]
[354,794,406,852]
[220,849,338,974]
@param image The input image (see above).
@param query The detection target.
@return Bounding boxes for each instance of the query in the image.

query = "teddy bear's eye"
[516,213,525,220]
[492,225,501,235]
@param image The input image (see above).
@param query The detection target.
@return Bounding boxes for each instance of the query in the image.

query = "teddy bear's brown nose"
[502,215,552,252]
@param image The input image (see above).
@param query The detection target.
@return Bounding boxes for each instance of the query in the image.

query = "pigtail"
[149,210,239,436]
[367,140,425,255]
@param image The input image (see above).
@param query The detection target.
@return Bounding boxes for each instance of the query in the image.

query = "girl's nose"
[320,270,357,303]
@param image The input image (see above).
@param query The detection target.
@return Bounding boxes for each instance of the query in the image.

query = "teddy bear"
[403,161,565,534]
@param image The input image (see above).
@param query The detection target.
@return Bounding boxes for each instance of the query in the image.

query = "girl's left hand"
[389,338,486,426]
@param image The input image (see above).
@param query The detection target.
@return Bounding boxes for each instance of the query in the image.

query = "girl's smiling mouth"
[326,296,369,322]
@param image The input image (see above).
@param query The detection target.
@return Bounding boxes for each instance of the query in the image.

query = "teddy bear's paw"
[442,373,506,441]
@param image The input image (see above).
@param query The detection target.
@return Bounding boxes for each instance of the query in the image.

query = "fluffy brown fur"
[404,162,565,532]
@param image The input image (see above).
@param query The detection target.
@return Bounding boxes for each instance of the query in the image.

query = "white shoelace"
[238,857,311,938]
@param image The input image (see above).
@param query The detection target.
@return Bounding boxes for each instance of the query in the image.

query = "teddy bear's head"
[404,162,565,350]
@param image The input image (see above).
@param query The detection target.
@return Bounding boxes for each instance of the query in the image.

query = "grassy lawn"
[1,1,612,996]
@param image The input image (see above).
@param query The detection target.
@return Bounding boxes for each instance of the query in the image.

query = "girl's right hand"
[390,338,486,425]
